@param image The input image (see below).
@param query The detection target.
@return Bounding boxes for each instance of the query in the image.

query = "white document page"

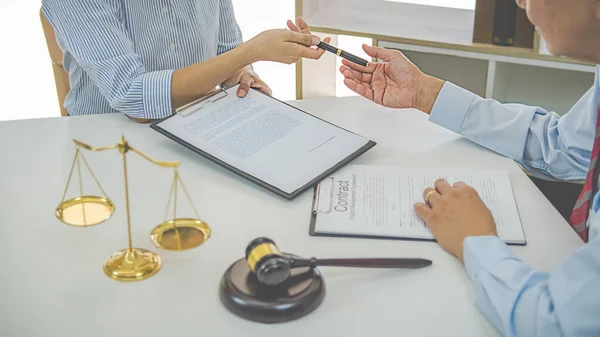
[155,85,371,194]
[313,164,525,244]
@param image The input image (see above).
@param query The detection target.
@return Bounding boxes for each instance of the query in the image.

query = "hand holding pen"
[287,17,370,67]
[287,17,332,50]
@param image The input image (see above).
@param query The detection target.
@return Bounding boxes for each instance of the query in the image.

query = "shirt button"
[169,42,175,50]
[162,7,168,13]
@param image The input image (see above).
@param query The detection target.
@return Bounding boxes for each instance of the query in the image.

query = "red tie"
[568,107,599,243]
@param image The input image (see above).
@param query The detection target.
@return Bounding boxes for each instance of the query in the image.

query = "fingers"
[316,37,331,57]
[343,78,375,101]
[286,20,300,33]
[252,78,272,96]
[282,29,329,61]
[423,188,440,207]
[414,202,435,224]
[341,58,376,74]
[237,73,272,97]
[290,16,331,54]
[341,63,375,97]
[287,17,311,34]
[340,65,372,84]
[434,179,452,194]
[362,44,400,62]
[237,73,255,97]
[296,17,311,34]
[453,181,467,188]
[293,43,323,59]
[287,30,320,47]
[341,68,358,83]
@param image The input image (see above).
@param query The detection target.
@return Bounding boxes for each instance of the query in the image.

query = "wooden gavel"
[245,237,433,286]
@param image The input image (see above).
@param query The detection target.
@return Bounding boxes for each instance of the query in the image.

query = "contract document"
[310,164,526,245]
[150,85,375,199]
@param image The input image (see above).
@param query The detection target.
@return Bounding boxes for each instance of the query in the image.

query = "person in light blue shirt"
[339,0,600,336]
[41,1,328,120]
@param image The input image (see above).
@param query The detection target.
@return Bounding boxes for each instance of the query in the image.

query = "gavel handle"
[289,257,432,269]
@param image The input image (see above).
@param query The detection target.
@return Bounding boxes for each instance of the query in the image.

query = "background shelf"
[297,0,597,115]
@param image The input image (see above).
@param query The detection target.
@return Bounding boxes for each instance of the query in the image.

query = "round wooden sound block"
[219,254,326,323]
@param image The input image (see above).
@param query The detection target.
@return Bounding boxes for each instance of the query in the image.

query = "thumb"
[288,31,320,46]
[362,44,398,62]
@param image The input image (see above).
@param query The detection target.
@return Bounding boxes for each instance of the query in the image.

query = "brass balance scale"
[55,136,210,282]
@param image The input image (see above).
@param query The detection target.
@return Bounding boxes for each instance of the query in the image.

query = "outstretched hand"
[340,44,444,114]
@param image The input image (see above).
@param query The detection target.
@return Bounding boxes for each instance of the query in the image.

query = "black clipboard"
[308,178,527,246]
[149,85,377,200]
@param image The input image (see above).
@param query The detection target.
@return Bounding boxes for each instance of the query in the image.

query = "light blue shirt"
[429,66,600,336]
[41,0,243,119]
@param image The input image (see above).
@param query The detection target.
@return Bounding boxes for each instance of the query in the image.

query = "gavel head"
[245,237,291,286]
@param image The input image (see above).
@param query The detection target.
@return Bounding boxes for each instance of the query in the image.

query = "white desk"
[0,97,583,337]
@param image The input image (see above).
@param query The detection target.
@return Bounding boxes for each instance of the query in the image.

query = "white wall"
[0,1,59,121]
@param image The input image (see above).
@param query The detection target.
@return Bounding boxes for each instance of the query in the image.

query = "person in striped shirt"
[41,1,328,121]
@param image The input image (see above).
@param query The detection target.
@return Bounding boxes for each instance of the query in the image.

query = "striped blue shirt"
[41,0,243,119]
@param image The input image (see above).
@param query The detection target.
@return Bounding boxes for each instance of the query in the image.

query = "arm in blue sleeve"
[462,233,600,337]
[41,0,173,119]
[428,80,598,181]
[217,0,243,55]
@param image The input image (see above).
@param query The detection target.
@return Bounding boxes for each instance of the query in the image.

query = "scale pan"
[151,218,211,251]
[55,196,115,227]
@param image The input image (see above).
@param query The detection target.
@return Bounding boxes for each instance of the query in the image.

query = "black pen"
[317,41,370,68]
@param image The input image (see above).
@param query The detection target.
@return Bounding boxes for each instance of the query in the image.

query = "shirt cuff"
[463,235,519,282]
[428,81,477,134]
[142,69,174,119]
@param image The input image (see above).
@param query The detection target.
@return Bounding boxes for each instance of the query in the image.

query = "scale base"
[55,196,115,227]
[219,254,326,324]
[150,218,210,251]
[103,248,162,282]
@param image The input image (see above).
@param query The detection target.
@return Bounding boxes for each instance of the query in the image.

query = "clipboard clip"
[175,87,229,117]
[312,177,334,214]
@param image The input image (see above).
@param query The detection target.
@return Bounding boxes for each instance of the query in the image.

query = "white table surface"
[0,96,583,337]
